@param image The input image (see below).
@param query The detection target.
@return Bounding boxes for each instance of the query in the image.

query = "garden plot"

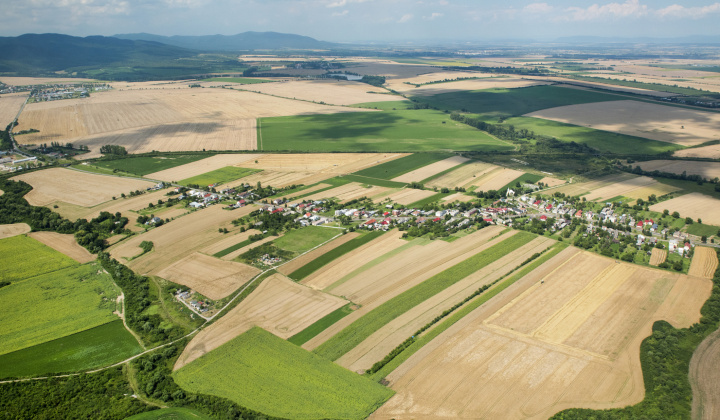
[649,248,667,266]
[174,273,347,370]
[12,168,154,207]
[526,100,720,147]
[374,248,711,420]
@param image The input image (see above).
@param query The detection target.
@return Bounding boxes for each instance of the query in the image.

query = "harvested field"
[219,235,276,262]
[674,144,720,160]
[689,247,719,279]
[227,170,318,189]
[539,176,566,187]
[632,160,720,181]
[0,223,30,239]
[0,77,97,86]
[381,189,437,205]
[426,161,498,189]
[553,173,637,197]
[303,227,507,351]
[649,248,668,266]
[110,205,255,275]
[302,230,408,291]
[146,154,261,181]
[583,175,678,202]
[337,236,555,373]
[526,100,720,147]
[199,229,262,256]
[174,273,346,370]
[392,78,549,96]
[27,232,94,263]
[277,232,360,276]
[157,252,260,300]
[241,79,404,105]
[12,168,154,207]
[690,327,720,420]
[0,93,27,127]
[650,193,720,226]
[294,182,389,204]
[472,167,525,192]
[14,87,371,158]
[441,192,476,203]
[375,248,712,420]
[392,156,469,183]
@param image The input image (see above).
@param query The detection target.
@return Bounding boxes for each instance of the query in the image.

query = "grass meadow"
[179,166,260,187]
[125,407,215,420]
[174,327,394,419]
[313,231,536,361]
[273,226,341,254]
[0,262,120,356]
[259,109,513,153]
[0,320,142,379]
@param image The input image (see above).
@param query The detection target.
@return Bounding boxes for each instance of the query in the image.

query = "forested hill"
[0,33,194,73]
[113,31,338,51]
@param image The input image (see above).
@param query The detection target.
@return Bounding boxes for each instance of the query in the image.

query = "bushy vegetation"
[237,242,293,264]
[314,232,536,361]
[174,327,394,419]
[0,320,142,379]
[99,144,128,155]
[289,230,386,280]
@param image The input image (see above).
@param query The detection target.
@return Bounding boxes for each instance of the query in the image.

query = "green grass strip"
[337,174,407,188]
[213,238,256,258]
[313,231,537,361]
[407,192,452,208]
[369,241,568,381]
[289,231,386,281]
[288,304,354,346]
[500,173,543,192]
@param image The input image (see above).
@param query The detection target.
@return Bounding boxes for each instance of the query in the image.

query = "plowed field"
[27,232,94,263]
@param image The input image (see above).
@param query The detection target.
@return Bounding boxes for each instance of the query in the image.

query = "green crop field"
[416,85,621,118]
[351,100,414,111]
[0,262,121,355]
[213,237,259,258]
[288,304,354,346]
[178,166,260,187]
[258,109,513,153]
[336,174,407,188]
[174,327,393,419]
[124,407,214,420]
[0,320,142,379]
[354,153,453,179]
[90,155,210,177]
[0,235,77,284]
[202,77,272,84]
[289,231,386,281]
[686,222,719,237]
[408,192,452,208]
[502,173,544,191]
[273,226,341,254]
[505,116,683,155]
[314,231,536,361]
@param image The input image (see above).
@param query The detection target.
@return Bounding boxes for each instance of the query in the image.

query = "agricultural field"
[690,326,720,420]
[354,152,452,180]
[0,223,30,239]
[0,92,28,127]
[632,160,720,181]
[272,226,341,254]
[174,327,393,420]
[27,232,95,263]
[178,166,260,187]
[391,156,468,183]
[526,100,720,147]
[0,320,141,379]
[110,204,256,275]
[674,144,720,159]
[12,168,154,207]
[374,247,712,419]
[157,252,260,300]
[241,79,404,105]
[0,234,77,283]
[649,248,667,266]
[125,407,214,420]
[650,193,720,226]
[688,247,719,279]
[175,273,347,369]
[0,262,121,356]
[258,109,513,153]
[89,154,210,177]
[388,77,547,96]
[293,182,389,204]
[425,161,499,189]
[416,85,621,118]
[582,175,679,202]
[379,188,437,205]
[203,77,272,84]
[277,232,360,276]
[13,87,370,158]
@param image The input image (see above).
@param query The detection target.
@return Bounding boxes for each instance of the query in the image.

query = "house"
[146,216,163,225]
[189,202,204,208]
[540,215,547,221]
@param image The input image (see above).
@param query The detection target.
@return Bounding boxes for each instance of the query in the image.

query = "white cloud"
[332,9,349,16]
[423,12,443,20]
[439,0,449,5]
[656,3,720,19]
[564,0,648,21]
[524,2,552,14]
[398,13,413,23]
[326,0,371,8]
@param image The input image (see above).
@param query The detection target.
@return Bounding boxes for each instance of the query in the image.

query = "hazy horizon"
[2,0,720,44]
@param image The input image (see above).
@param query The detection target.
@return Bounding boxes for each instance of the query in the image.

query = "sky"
[3,0,720,43]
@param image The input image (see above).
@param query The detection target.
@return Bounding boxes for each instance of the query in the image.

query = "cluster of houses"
[258,199,332,226]
[0,153,38,172]
[175,290,208,313]
[257,253,283,266]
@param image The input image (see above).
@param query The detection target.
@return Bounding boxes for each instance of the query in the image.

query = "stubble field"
[0,223,31,239]
[0,92,27,127]
[391,156,469,183]
[632,160,720,181]
[27,232,95,263]
[688,247,719,279]
[649,193,720,226]
[374,248,712,420]
[240,79,404,105]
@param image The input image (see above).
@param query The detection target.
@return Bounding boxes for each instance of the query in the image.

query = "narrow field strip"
[289,231,386,281]
[313,232,537,361]
[288,304,355,346]
[368,242,568,381]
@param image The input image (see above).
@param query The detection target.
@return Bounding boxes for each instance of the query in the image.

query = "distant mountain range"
[113,31,338,51]
[0,33,193,73]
